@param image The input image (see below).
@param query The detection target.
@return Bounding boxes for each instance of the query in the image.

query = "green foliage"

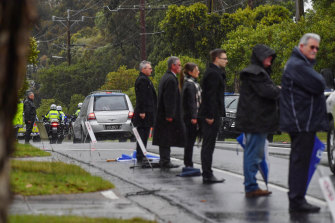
[100,66,138,92]
[160,3,224,60]
[11,160,114,195]
[28,37,40,65]
[125,87,136,109]
[36,62,107,106]
[160,3,290,62]
[68,94,85,115]
[12,143,50,158]
[36,99,56,120]
[153,56,206,90]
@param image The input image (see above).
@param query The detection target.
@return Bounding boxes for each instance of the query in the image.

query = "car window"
[225,96,239,109]
[94,95,128,111]
[228,98,238,109]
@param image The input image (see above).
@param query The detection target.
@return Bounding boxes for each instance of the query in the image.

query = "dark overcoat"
[280,47,328,132]
[23,98,36,123]
[152,71,185,147]
[182,76,198,120]
[199,63,226,119]
[236,44,281,133]
[132,72,157,128]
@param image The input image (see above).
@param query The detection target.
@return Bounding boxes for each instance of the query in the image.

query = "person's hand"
[27,121,31,124]
[277,85,282,89]
[166,117,173,122]
[191,119,197,125]
[205,118,214,125]
[139,113,145,119]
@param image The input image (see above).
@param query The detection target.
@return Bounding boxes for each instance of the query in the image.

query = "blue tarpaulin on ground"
[116,151,160,162]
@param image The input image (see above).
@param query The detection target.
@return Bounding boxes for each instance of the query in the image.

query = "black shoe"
[203,175,225,184]
[289,202,320,213]
[160,162,180,169]
[24,141,30,144]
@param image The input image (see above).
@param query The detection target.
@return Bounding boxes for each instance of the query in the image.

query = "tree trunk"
[0,1,37,222]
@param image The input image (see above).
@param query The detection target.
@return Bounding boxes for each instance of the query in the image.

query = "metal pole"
[67,9,71,65]
[140,0,146,60]
[295,0,304,21]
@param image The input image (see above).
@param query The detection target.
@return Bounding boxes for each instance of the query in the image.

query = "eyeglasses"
[309,45,319,51]
[219,57,228,60]
[174,64,181,67]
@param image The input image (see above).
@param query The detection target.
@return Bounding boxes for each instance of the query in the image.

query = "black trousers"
[288,132,315,208]
[159,146,171,166]
[136,126,150,161]
[184,120,197,167]
[25,121,34,142]
[201,117,220,178]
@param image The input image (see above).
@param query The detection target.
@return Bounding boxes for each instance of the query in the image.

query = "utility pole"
[295,0,304,21]
[140,0,146,60]
[52,10,83,65]
[207,0,213,13]
[106,5,167,61]
[248,0,253,9]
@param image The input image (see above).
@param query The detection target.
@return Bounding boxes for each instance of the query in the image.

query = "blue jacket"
[279,47,328,132]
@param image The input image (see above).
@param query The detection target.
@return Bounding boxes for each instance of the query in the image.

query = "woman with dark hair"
[180,62,201,168]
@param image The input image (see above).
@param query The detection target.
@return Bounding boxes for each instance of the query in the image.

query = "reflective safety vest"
[45,110,60,121]
[59,111,65,121]
[75,109,80,117]
[13,102,24,127]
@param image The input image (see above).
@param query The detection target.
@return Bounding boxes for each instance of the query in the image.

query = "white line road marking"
[101,190,119,200]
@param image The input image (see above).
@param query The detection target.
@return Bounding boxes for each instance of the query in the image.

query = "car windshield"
[225,95,239,110]
[94,95,128,111]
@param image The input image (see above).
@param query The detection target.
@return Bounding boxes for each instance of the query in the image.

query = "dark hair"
[179,62,198,90]
[210,49,226,62]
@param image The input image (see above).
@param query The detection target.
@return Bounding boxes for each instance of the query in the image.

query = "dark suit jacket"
[132,72,157,127]
[153,71,185,147]
[199,63,226,119]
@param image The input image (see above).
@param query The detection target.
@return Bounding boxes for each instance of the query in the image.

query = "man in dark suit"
[153,56,185,169]
[23,92,36,144]
[132,61,157,163]
[199,49,227,184]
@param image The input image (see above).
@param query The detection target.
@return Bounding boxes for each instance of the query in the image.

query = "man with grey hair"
[280,33,328,213]
[132,61,157,163]
[23,91,36,144]
[153,56,185,169]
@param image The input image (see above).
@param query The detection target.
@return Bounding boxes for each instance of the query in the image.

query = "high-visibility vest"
[75,109,80,117]
[45,110,60,121]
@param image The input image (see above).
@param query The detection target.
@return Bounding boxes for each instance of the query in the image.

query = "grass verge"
[11,160,114,195]
[9,215,156,223]
[12,143,50,157]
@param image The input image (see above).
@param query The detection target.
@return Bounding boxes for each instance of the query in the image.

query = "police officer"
[57,106,65,122]
[74,103,82,118]
[45,104,61,121]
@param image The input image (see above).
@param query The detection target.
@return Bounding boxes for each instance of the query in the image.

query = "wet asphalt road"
[11,140,335,223]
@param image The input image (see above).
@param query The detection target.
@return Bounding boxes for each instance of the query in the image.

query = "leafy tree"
[68,94,85,115]
[100,66,138,92]
[153,55,206,91]
[36,99,56,120]
[36,61,107,106]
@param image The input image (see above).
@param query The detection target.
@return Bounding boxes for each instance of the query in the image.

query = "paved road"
[10,140,335,223]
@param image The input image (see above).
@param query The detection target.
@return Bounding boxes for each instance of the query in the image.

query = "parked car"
[72,90,135,143]
[217,93,240,141]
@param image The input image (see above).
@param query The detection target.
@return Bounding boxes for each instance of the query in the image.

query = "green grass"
[11,160,114,195]
[9,215,156,223]
[12,143,50,157]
